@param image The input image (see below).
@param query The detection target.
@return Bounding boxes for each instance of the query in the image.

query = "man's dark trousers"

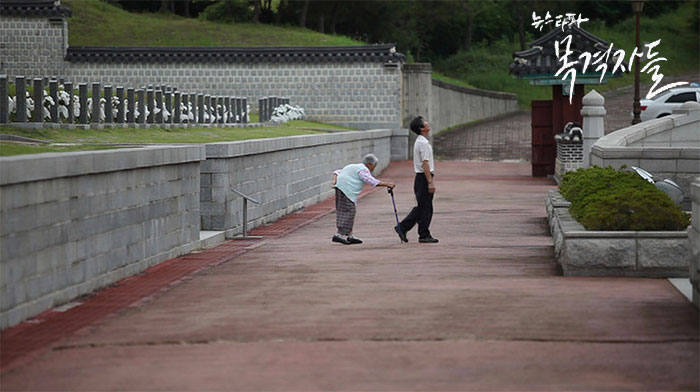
[399,173,433,239]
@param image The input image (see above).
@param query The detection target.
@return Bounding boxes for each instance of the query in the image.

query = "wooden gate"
[531,100,554,177]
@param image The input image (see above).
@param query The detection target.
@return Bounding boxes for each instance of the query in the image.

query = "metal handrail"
[231,189,261,239]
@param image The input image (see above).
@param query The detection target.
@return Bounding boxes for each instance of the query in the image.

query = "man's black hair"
[410,116,425,135]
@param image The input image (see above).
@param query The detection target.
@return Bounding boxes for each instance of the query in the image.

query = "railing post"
[581,90,606,168]
[127,88,135,124]
[49,79,58,123]
[116,86,124,123]
[0,75,8,123]
[15,76,27,122]
[137,89,146,124]
[242,98,248,123]
[65,82,74,124]
[91,82,100,124]
[217,96,224,124]
[147,89,154,123]
[104,85,113,123]
[78,83,88,124]
[33,78,43,123]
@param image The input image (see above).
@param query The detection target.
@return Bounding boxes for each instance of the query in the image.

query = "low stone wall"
[690,178,700,308]
[430,79,518,133]
[546,189,690,277]
[201,129,401,231]
[0,146,205,329]
[590,102,700,204]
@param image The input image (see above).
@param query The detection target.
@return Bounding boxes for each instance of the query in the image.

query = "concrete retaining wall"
[546,189,690,277]
[0,146,205,329]
[201,129,400,231]
[430,79,519,133]
[690,178,700,308]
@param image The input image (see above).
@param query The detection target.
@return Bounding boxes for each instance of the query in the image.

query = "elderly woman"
[331,154,395,244]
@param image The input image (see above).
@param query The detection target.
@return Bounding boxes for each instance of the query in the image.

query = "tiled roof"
[65,45,405,64]
[509,26,625,78]
[0,0,72,17]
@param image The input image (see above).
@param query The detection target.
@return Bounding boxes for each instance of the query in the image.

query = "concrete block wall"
[201,129,396,231]
[0,16,67,79]
[0,146,206,329]
[690,177,700,308]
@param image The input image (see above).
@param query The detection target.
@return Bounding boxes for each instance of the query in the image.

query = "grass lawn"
[0,120,352,156]
[0,143,127,157]
[63,0,362,47]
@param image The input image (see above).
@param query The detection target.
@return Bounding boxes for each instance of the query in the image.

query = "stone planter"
[546,189,690,277]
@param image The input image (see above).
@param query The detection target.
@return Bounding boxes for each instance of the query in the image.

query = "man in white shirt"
[395,116,438,243]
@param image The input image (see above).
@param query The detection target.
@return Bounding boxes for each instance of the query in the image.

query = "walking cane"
[388,188,405,243]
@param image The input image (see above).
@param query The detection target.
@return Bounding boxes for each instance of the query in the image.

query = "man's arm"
[422,160,435,193]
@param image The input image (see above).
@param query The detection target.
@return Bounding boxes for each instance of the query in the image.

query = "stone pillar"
[164,89,172,124]
[116,87,125,123]
[78,83,88,124]
[127,88,135,123]
[137,89,146,124]
[15,77,27,123]
[155,90,164,124]
[690,177,700,308]
[65,82,74,124]
[242,98,247,123]
[174,92,181,123]
[33,78,43,123]
[147,89,154,123]
[581,89,606,168]
[104,85,113,123]
[49,80,58,123]
[259,97,266,123]
[401,63,432,158]
[198,94,205,124]
[91,83,100,123]
[0,75,9,123]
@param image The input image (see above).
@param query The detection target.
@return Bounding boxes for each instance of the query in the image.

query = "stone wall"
[690,178,700,308]
[201,129,396,231]
[590,102,700,204]
[62,61,403,130]
[0,16,68,79]
[0,146,205,329]
[430,79,519,133]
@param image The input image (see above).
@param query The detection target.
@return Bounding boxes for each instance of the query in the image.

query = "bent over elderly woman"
[331,154,395,245]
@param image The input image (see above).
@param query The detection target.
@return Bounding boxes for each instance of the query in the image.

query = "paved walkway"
[434,74,700,161]
[2,160,698,391]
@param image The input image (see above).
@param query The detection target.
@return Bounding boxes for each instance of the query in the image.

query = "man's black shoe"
[332,234,350,244]
[347,235,363,244]
[394,225,408,243]
[418,237,439,243]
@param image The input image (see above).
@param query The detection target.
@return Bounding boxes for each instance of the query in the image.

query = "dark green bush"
[559,166,691,231]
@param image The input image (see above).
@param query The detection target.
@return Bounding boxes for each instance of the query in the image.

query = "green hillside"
[63,0,362,47]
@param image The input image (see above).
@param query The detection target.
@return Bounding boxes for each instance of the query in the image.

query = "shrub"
[559,166,691,231]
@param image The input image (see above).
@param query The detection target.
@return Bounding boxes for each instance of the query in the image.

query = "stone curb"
[546,189,690,277]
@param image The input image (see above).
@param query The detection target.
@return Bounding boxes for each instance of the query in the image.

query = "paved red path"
[1,161,698,391]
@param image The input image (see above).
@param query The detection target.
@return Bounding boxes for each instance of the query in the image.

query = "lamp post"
[631,0,644,125]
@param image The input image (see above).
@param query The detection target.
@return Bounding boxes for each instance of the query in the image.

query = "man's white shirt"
[413,135,435,173]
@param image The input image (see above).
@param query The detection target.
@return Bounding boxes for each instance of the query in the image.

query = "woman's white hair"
[362,153,379,166]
